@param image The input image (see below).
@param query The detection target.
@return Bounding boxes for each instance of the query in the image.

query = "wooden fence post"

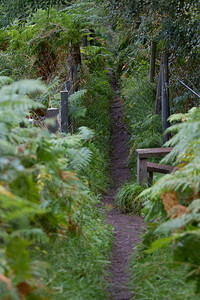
[60,91,68,133]
[69,42,82,133]
[83,35,88,47]
[46,108,59,133]
[66,79,75,134]
[72,43,81,93]
[66,79,74,95]
[154,64,162,114]
[149,41,156,82]
[89,29,95,45]
[161,52,170,143]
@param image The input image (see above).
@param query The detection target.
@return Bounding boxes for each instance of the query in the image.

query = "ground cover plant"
[0,76,113,299]
[1,0,200,298]
[0,2,115,298]
[114,182,145,214]
[129,107,200,299]
[129,247,199,300]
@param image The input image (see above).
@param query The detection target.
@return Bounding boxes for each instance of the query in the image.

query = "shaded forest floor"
[102,73,144,300]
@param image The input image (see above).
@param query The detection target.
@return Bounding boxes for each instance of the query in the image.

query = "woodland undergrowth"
[0,0,200,299]
[111,4,200,298]
[0,3,114,299]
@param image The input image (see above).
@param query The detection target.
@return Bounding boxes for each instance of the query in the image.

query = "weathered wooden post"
[66,79,75,133]
[89,29,95,45]
[46,108,59,133]
[66,79,74,95]
[154,65,162,114]
[149,41,156,82]
[161,52,170,143]
[72,43,81,93]
[83,35,88,47]
[60,91,68,133]
[68,42,82,133]
[137,155,148,185]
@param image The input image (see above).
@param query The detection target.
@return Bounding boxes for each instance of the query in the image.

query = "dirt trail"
[103,74,144,300]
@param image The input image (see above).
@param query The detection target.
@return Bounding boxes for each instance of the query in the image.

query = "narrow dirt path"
[103,73,144,300]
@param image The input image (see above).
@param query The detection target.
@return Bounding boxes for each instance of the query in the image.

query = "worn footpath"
[103,74,144,300]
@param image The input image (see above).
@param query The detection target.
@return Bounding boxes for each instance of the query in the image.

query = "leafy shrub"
[0,77,113,298]
[121,76,162,177]
[79,69,113,190]
[136,106,200,292]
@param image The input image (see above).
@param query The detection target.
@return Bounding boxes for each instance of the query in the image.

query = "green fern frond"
[77,126,94,140]
[11,228,49,243]
[0,77,45,126]
[68,89,87,119]
[67,147,93,171]
[0,76,13,87]
[0,189,44,223]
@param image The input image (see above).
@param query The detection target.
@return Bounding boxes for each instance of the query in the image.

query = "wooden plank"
[137,157,148,185]
[136,147,173,158]
[147,162,173,174]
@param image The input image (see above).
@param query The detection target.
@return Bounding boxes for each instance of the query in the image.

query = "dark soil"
[103,73,144,300]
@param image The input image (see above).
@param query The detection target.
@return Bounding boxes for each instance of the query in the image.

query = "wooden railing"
[136,147,173,185]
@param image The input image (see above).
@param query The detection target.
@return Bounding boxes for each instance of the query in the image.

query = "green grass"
[115,182,145,213]
[30,203,113,299]
[129,247,200,300]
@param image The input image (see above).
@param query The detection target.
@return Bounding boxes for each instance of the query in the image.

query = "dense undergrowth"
[0,77,112,299]
[0,2,114,299]
[129,247,199,300]
[0,0,200,299]
[110,1,200,298]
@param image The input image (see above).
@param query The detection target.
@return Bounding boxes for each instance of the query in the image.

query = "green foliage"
[129,247,200,299]
[121,76,162,178]
[122,77,161,147]
[107,0,199,59]
[68,89,87,119]
[0,76,112,298]
[136,106,200,292]
[140,107,200,212]
[82,45,113,72]
[115,182,145,213]
[108,0,199,115]
[0,2,102,80]
[0,0,71,26]
[78,69,112,191]
[157,201,200,235]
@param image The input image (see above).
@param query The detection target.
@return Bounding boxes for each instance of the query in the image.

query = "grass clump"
[33,203,113,300]
[115,182,145,213]
[129,246,200,300]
